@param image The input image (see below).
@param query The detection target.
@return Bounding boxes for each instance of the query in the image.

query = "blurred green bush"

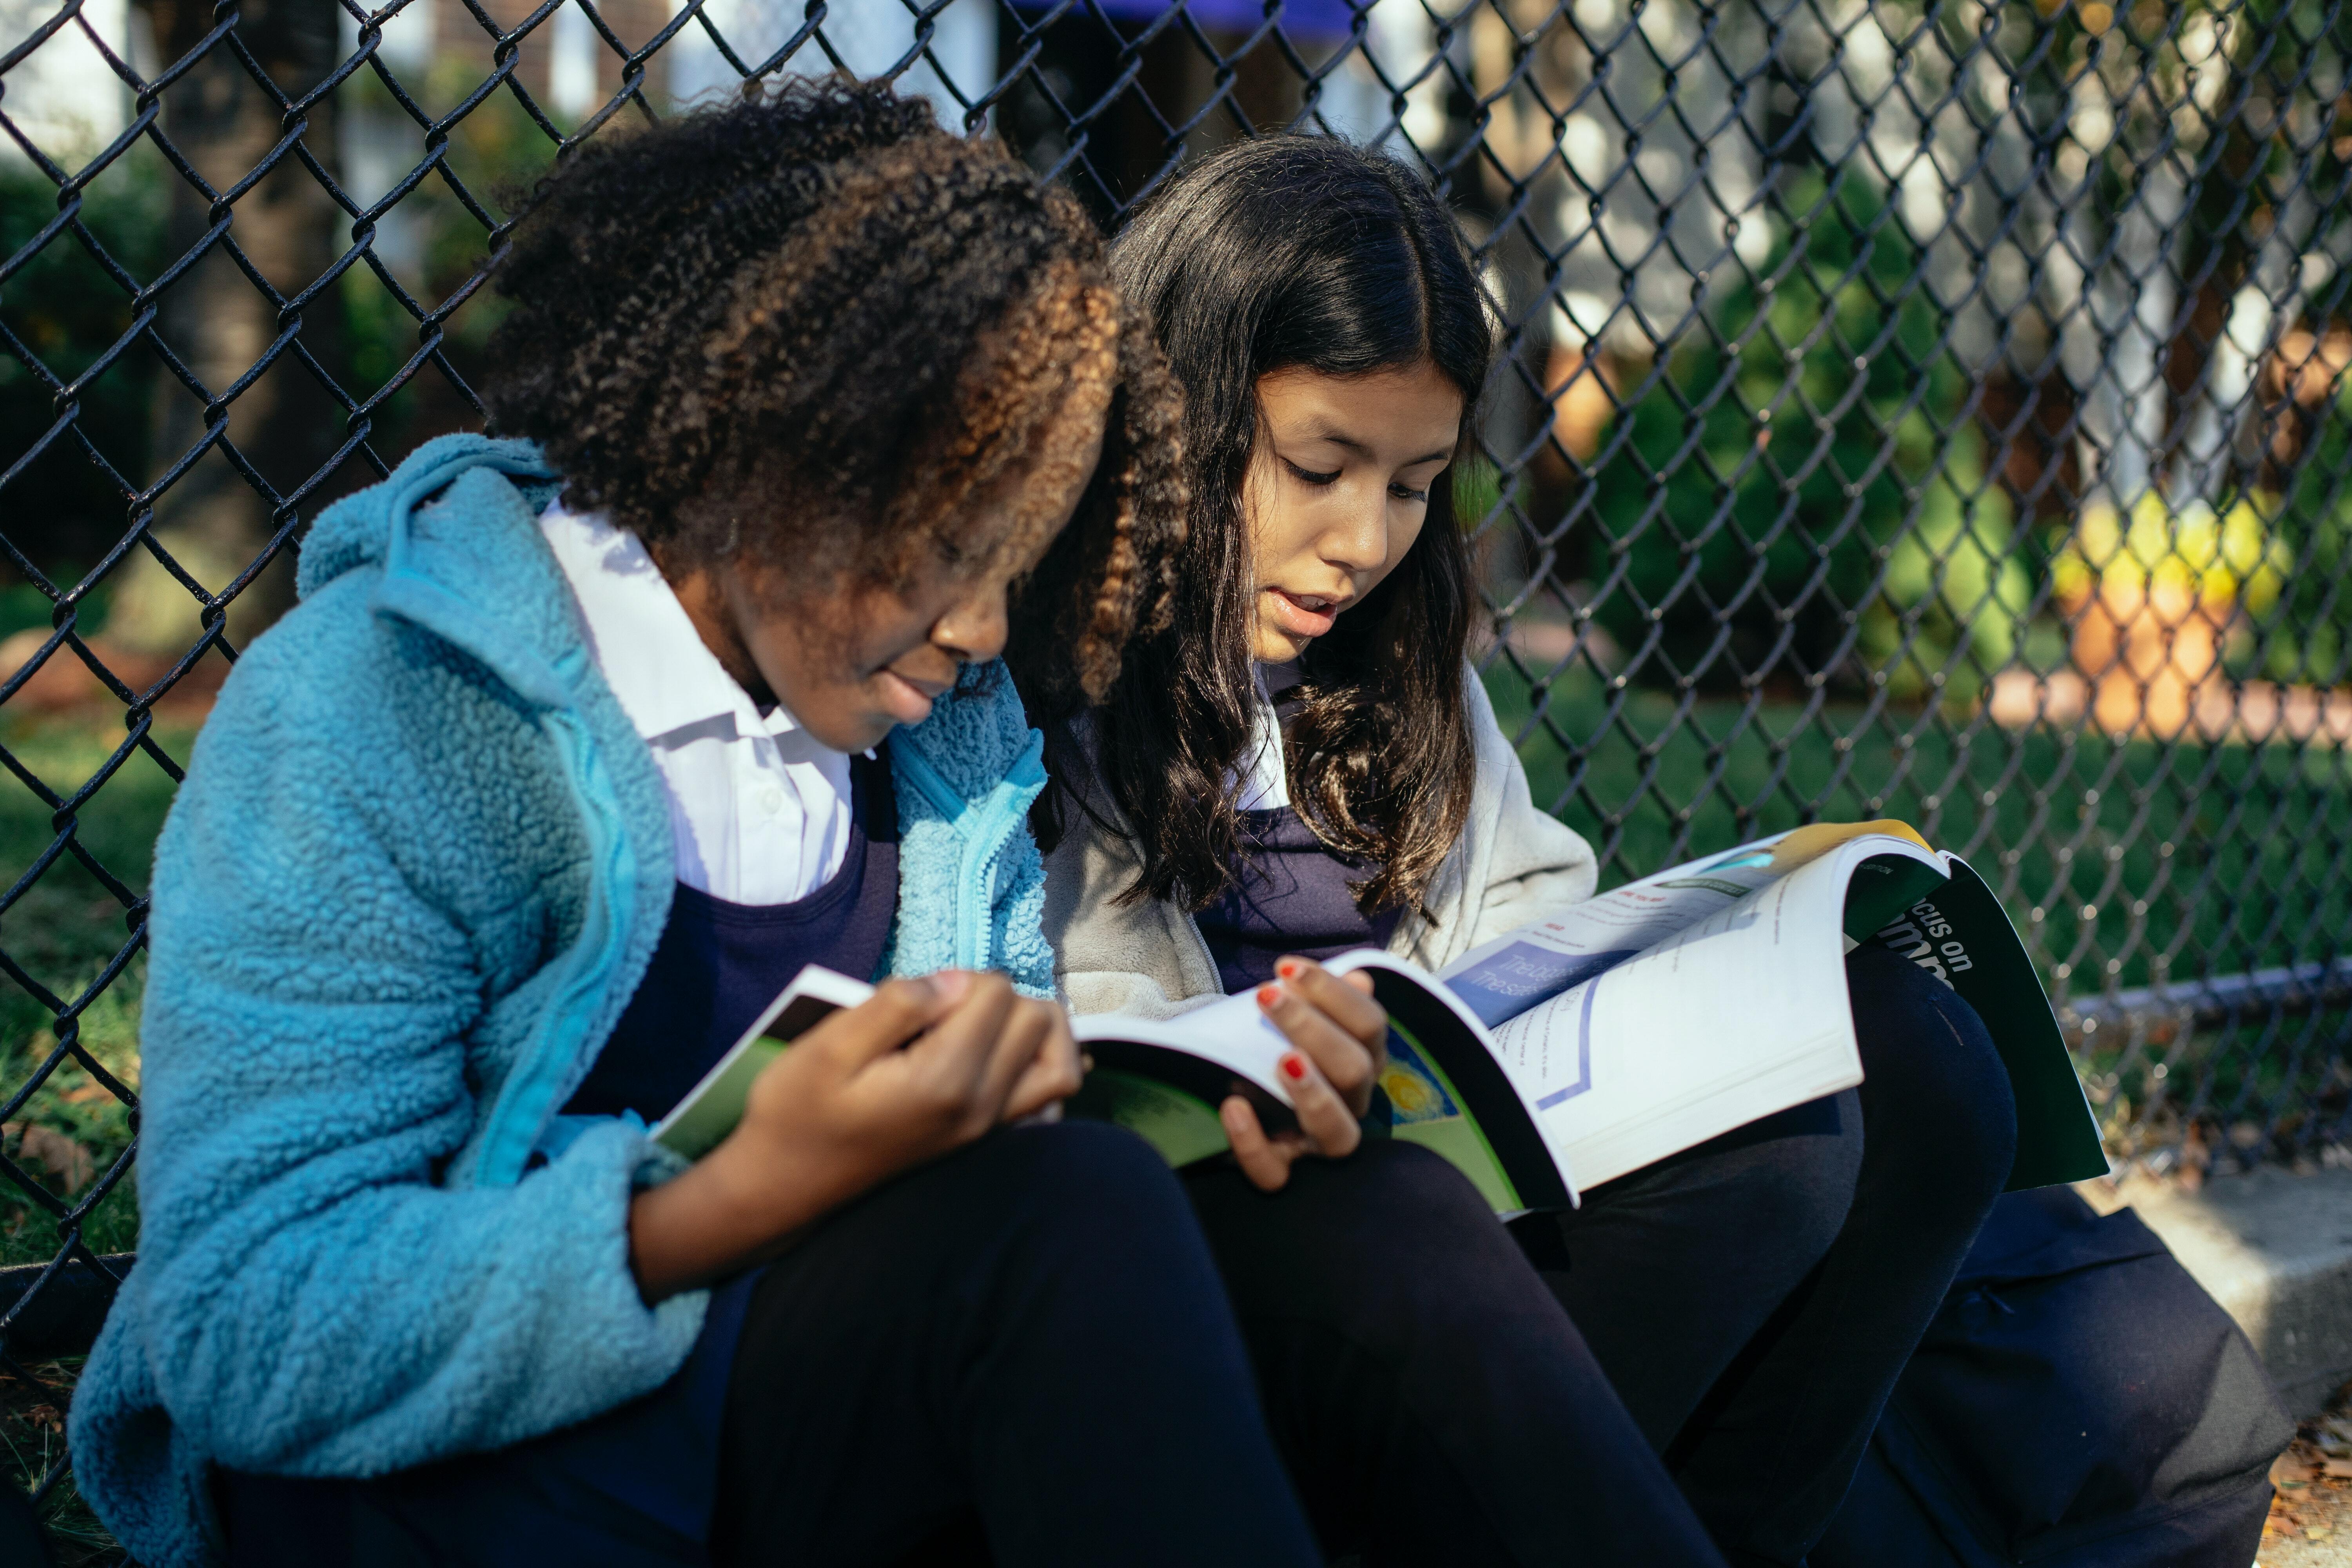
[1574,169,2032,706]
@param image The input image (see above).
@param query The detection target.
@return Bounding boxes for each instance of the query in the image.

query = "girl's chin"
[1248,619,1316,663]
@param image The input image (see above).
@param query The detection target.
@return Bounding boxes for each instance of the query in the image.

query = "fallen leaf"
[2310,1525,2334,1541]
[2327,1458,2352,1479]
[2,1122,94,1193]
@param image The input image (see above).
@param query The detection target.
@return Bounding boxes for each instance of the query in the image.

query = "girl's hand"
[1221,957,1388,1193]
[629,971,1081,1299]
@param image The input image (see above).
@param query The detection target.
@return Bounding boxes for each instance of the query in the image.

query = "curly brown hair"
[481,78,1186,701]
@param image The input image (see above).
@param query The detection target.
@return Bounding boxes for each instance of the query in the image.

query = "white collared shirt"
[1234,662,1295,811]
[540,504,853,906]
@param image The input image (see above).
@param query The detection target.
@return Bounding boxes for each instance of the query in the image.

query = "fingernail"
[1276,958,1299,980]
[1281,1053,1308,1082]
[1256,984,1281,1009]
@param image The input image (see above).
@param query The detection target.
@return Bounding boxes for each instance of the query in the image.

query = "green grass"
[1484,660,2352,991]
[0,713,190,1272]
[2,1357,120,1566]
[0,714,176,1561]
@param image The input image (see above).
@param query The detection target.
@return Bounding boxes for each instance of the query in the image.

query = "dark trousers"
[721,1126,1724,1568]
[1539,945,2018,1567]
[225,1117,1725,1568]
[1186,1140,1729,1568]
[716,1121,1318,1567]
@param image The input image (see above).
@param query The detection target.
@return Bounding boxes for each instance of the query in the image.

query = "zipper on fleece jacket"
[470,701,644,1187]
[368,459,648,1191]
[891,727,1047,971]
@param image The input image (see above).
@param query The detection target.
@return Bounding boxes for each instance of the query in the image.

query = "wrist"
[700,1123,865,1239]
[628,1128,876,1301]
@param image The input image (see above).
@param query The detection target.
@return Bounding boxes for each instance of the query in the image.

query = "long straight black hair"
[1018,135,1491,916]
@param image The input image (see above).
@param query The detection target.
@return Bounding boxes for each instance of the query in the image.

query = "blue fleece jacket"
[67,435,1055,1568]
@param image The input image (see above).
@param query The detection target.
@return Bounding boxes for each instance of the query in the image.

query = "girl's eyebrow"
[1289,425,1372,456]
[1289,425,1455,468]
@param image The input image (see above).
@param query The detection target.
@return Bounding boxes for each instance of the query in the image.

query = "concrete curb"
[2087,1166,2352,1414]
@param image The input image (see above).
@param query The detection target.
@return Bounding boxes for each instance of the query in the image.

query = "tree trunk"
[114,0,343,656]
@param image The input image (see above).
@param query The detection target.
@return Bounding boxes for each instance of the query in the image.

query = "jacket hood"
[300,435,582,712]
[301,434,561,593]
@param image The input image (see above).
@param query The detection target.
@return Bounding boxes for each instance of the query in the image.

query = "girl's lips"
[1263,586,1342,641]
[877,668,945,726]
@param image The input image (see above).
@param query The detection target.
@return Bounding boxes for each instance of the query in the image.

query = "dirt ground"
[2263,1391,2352,1568]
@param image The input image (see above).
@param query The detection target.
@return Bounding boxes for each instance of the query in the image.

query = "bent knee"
[1238,1141,1528,1307]
[1585,1094,1861,1269]
[1847,946,2018,1191]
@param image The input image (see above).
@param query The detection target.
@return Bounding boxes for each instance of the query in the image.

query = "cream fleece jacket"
[1043,664,1601,1018]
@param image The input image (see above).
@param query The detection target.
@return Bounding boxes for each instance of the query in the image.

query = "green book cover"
[652,966,879,1161]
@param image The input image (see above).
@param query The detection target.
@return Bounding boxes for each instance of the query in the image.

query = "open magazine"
[652,821,2106,1213]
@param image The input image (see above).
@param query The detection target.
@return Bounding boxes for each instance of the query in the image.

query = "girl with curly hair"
[70,83,1335,1568]
[1023,134,2018,1568]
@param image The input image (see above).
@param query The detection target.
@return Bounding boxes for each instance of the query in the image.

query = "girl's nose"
[1322,489,1391,577]
[933,584,1009,665]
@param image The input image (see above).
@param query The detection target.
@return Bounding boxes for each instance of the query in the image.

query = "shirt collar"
[1236,661,1293,811]
[539,502,808,749]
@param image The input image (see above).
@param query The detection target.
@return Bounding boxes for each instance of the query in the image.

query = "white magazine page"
[1079,944,1588,1125]
[1076,992,1299,1106]
[1511,836,1942,1187]
[1439,821,1938,1042]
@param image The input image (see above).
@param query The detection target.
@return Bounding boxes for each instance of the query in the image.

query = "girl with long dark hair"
[1016,134,2020,1568]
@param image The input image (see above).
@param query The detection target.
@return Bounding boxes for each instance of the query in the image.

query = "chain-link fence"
[6,0,2352,1544]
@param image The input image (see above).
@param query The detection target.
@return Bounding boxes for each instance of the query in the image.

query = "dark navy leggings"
[719,1124,1726,1568]
[1538,944,2019,1567]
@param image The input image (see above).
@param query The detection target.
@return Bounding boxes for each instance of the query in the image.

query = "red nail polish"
[1281,1053,1308,1081]
[1276,959,1299,980]
[1256,984,1281,1008]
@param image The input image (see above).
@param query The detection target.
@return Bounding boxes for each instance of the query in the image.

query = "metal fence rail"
[6,0,2352,1539]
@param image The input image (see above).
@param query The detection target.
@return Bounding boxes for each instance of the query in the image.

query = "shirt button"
[758,786,785,815]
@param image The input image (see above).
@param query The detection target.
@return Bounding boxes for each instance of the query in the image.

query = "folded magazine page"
[1428,823,2103,1195]
[651,965,882,1160]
